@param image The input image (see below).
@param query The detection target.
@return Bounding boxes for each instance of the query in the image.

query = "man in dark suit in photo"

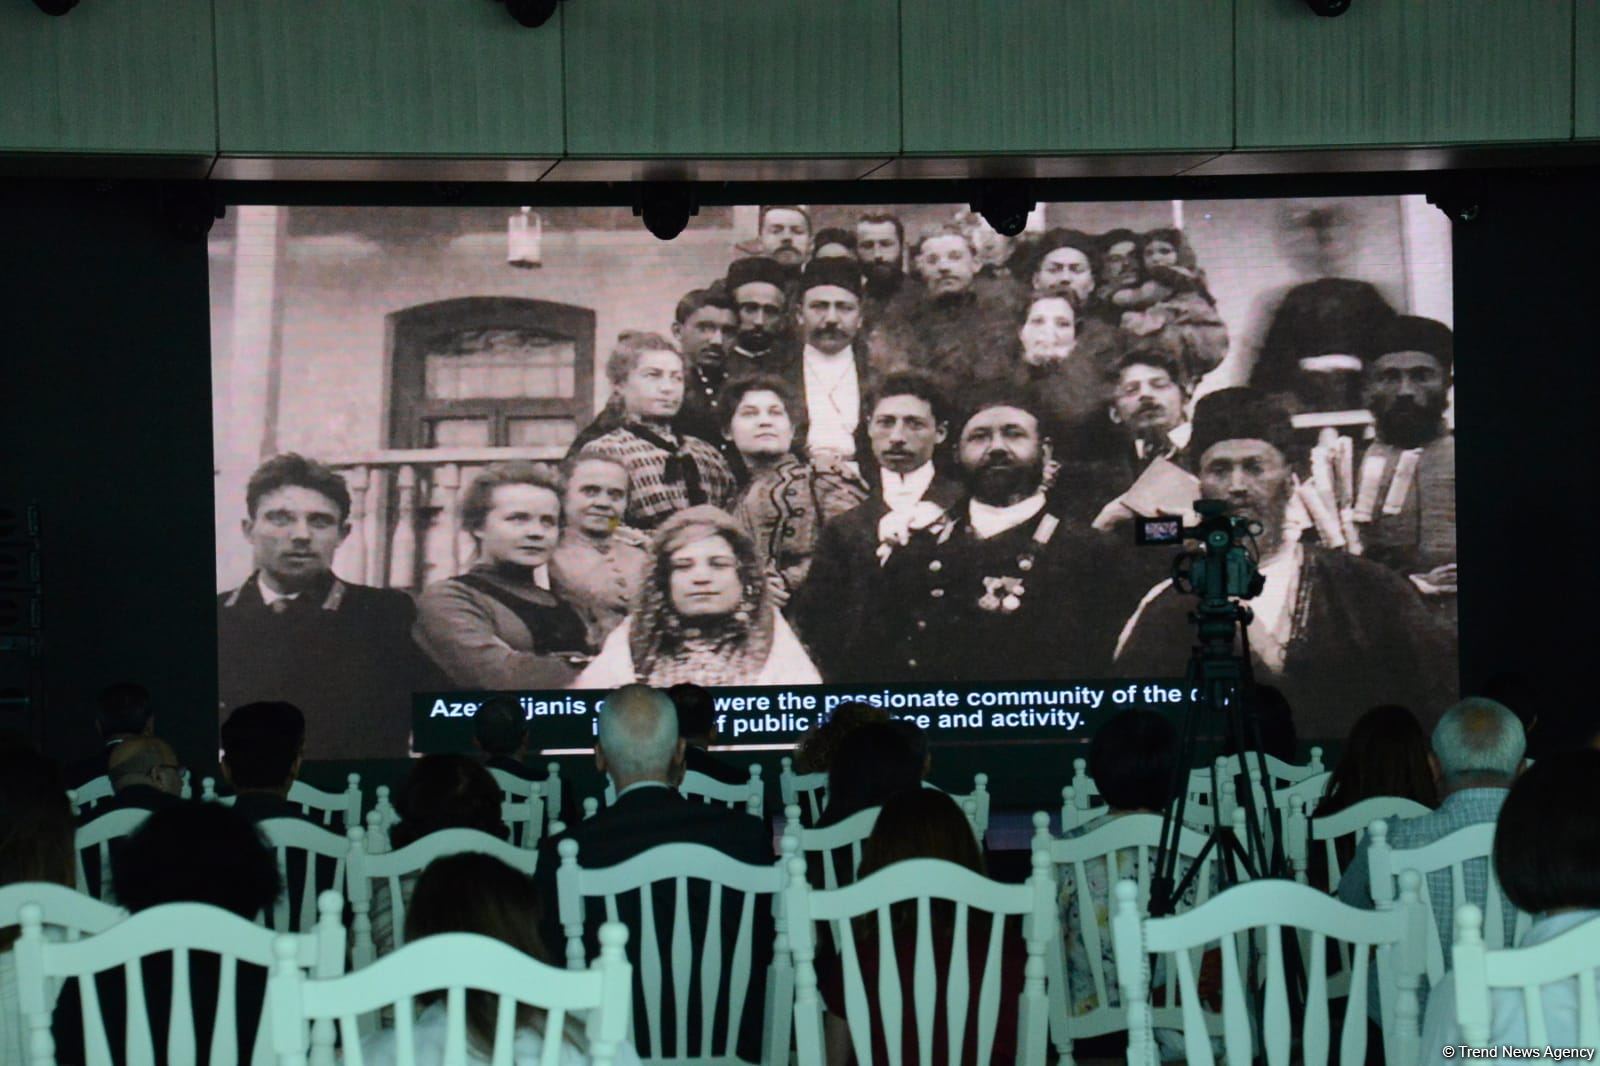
[534,685,773,1059]
[218,453,430,760]
[792,371,962,681]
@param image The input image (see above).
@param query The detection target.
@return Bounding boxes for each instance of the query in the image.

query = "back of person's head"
[473,696,528,758]
[114,803,280,918]
[96,682,153,738]
[1220,686,1299,764]
[406,853,576,1053]
[596,684,681,787]
[220,701,305,792]
[1089,710,1179,812]
[858,789,984,880]
[888,719,931,779]
[1321,704,1438,813]
[1431,697,1525,787]
[1494,751,1600,915]
[822,722,923,825]
[667,683,717,744]
[107,735,182,795]
[392,754,507,849]
[792,701,890,774]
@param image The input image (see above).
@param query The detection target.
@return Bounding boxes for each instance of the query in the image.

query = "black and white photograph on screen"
[209,197,1458,756]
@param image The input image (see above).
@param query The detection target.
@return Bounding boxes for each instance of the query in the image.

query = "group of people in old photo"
[217,203,1458,757]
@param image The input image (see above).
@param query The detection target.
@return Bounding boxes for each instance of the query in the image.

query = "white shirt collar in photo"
[968,492,1047,540]
[802,344,861,458]
[256,578,299,606]
[1134,420,1192,462]
[880,462,936,513]
[1247,539,1303,674]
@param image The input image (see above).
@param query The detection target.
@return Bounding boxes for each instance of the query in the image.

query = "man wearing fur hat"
[1354,316,1456,603]
[781,257,875,467]
[1115,387,1455,737]
[725,255,798,371]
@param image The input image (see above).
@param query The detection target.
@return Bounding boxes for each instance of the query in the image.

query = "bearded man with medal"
[860,389,1123,683]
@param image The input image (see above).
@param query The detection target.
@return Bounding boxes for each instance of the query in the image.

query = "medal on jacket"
[978,576,1025,613]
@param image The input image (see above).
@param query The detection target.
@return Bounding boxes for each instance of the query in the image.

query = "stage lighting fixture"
[634,184,698,241]
[500,0,559,28]
[34,0,79,13]
[972,182,1035,237]
[1305,0,1351,15]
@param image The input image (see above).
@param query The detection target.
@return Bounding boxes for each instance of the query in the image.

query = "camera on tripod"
[1135,499,1266,604]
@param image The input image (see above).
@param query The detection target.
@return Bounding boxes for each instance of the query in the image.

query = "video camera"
[1134,500,1265,605]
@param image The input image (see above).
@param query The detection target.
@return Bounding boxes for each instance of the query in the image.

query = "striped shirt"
[584,422,736,529]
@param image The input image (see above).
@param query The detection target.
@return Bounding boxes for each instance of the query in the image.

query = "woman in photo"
[575,505,821,687]
[415,462,594,689]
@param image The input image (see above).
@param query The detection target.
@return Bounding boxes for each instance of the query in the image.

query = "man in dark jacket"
[534,685,772,1060]
[218,453,431,760]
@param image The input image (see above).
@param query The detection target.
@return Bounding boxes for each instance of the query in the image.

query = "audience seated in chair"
[62,682,155,791]
[220,700,311,823]
[50,803,281,1066]
[95,735,185,819]
[1306,704,1438,891]
[371,754,509,956]
[533,685,772,1042]
[790,701,889,775]
[667,682,746,786]
[1,747,77,1065]
[814,722,923,830]
[816,788,1027,1066]
[888,718,933,781]
[474,695,541,783]
[1419,751,1600,1061]
[361,851,643,1066]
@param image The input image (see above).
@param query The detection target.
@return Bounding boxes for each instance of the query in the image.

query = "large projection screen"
[209,197,1457,759]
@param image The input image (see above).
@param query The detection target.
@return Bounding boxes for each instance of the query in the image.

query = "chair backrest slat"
[722,890,757,1059]
[876,903,902,1066]
[212,954,240,1066]
[670,877,692,1054]
[697,881,723,1059]
[974,908,1006,1066]
[167,947,196,1066]
[494,992,518,1066]
[1303,931,1330,1066]
[945,903,971,1065]
[1262,928,1290,1066]
[637,880,662,1056]
[912,897,935,1066]
[837,912,872,1066]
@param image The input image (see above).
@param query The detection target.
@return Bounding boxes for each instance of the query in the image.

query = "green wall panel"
[1238,0,1573,147]
[901,0,1232,155]
[0,0,214,154]
[214,0,563,156]
[564,0,899,157]
[1577,1,1600,138]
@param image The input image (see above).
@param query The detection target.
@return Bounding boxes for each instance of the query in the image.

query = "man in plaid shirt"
[1337,697,1525,1013]
[582,331,736,530]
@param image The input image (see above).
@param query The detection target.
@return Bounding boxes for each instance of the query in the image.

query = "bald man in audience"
[533,684,771,1059]
[1337,698,1525,1014]
[100,736,185,817]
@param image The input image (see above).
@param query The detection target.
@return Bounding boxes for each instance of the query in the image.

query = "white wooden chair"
[1031,810,1231,1065]
[256,818,361,934]
[1060,759,1105,833]
[1238,769,1331,878]
[681,765,765,820]
[65,775,115,819]
[201,774,364,831]
[0,881,125,1056]
[1367,819,1531,988]
[487,764,560,846]
[1297,795,1431,890]
[501,798,542,849]
[782,804,880,894]
[1111,871,1428,1066]
[555,838,794,1064]
[73,807,152,901]
[778,758,828,828]
[941,773,992,844]
[1451,902,1600,1053]
[267,921,633,1066]
[348,827,539,969]
[1219,747,1325,788]
[786,848,1057,1066]
[16,890,346,1066]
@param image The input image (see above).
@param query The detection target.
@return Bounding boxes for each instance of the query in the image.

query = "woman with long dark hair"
[361,852,642,1065]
